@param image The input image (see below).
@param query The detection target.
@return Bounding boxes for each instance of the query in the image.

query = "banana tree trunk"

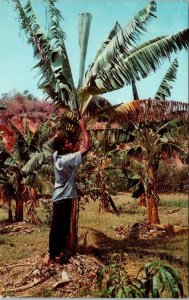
[98,170,111,212]
[8,199,13,221]
[138,194,146,206]
[144,163,160,224]
[15,199,24,221]
[146,191,160,224]
[66,199,79,254]
[15,178,25,222]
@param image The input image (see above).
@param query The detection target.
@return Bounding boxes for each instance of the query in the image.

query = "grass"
[159,193,188,207]
[0,192,188,297]
[77,192,188,296]
[0,226,49,261]
[78,192,188,243]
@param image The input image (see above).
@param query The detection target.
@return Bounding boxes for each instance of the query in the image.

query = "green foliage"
[138,261,184,298]
[0,117,55,221]
[83,29,189,96]
[0,109,83,221]
[97,261,184,298]
[13,0,189,117]
[41,199,53,224]
[77,137,120,212]
[155,59,179,100]
[14,0,75,110]
[97,263,146,298]
[106,120,188,198]
[157,161,188,193]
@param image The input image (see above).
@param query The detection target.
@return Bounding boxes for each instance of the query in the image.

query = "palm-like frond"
[44,0,79,112]
[155,59,179,100]
[101,99,189,124]
[22,152,44,175]
[23,173,50,195]
[45,0,74,85]
[4,156,18,167]
[156,119,189,143]
[84,1,157,80]
[82,28,189,94]
[13,0,188,123]
[27,117,56,152]
[86,21,122,77]
[37,164,54,177]
[14,0,54,97]
[13,0,76,111]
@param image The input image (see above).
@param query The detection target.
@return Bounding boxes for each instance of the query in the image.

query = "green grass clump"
[0,225,49,262]
[159,197,188,208]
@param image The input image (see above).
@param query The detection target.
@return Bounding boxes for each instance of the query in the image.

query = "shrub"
[0,95,55,125]
[157,161,188,193]
[96,261,184,298]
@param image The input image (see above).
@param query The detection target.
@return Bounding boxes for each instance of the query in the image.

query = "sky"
[0,0,188,105]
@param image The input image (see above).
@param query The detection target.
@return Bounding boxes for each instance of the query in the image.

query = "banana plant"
[0,116,56,222]
[0,112,82,222]
[103,119,189,224]
[12,0,189,121]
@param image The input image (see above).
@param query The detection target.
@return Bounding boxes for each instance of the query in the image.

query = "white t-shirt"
[52,151,82,201]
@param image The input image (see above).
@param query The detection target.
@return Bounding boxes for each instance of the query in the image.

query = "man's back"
[52,151,82,201]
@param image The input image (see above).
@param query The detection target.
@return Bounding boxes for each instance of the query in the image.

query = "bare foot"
[42,253,59,266]
[56,252,70,264]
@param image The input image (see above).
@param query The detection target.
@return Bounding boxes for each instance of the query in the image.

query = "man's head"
[53,135,79,154]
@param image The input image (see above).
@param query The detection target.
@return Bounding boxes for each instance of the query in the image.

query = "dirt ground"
[0,220,188,297]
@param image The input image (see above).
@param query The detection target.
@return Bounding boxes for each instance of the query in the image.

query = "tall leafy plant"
[77,136,119,213]
[102,119,189,224]
[13,0,189,119]
[0,116,55,221]
[0,111,81,222]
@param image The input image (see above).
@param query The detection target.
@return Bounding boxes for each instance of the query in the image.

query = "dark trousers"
[49,199,72,258]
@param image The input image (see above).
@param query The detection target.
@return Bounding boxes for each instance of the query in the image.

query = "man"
[48,118,90,264]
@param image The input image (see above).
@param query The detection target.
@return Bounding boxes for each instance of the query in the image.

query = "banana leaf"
[155,59,179,100]
[78,13,92,88]
[82,28,188,95]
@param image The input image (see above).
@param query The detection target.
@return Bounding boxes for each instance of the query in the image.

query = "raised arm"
[79,118,91,156]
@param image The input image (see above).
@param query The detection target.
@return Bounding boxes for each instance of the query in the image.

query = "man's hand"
[78,117,90,155]
[79,117,87,129]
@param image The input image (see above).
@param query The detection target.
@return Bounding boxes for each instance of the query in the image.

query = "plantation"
[0,0,189,298]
